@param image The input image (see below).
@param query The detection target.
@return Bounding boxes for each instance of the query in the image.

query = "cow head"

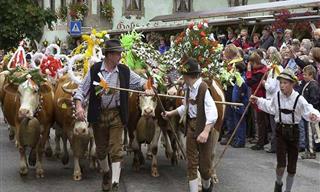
[17,79,42,119]
[139,95,157,117]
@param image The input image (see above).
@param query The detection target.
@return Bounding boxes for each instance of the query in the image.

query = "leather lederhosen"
[276,92,300,174]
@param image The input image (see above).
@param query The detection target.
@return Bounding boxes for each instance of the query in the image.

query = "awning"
[150,0,320,22]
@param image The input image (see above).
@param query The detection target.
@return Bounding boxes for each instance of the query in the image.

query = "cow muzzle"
[74,122,89,136]
[142,107,155,117]
[18,108,34,119]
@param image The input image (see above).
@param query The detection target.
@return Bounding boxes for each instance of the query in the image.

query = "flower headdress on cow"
[8,67,45,86]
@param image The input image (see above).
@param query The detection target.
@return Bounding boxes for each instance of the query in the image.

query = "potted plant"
[68,2,88,21]
[57,6,68,22]
[100,2,114,22]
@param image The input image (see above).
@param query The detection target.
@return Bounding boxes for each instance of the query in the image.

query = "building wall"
[41,0,271,43]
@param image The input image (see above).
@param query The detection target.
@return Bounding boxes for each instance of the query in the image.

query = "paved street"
[0,117,319,192]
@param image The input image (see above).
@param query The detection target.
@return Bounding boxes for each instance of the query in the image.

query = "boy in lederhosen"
[250,68,320,192]
[162,58,218,192]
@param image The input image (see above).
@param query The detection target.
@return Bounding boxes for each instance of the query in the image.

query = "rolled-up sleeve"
[129,70,147,90]
[177,104,186,117]
[74,72,91,102]
[205,90,218,125]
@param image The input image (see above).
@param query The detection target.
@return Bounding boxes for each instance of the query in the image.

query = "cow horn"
[61,82,78,95]
[68,54,84,85]
[0,70,10,76]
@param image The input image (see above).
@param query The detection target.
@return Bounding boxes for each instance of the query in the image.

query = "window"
[123,0,144,18]
[173,0,192,13]
[61,0,66,7]
[228,0,248,7]
[50,0,55,11]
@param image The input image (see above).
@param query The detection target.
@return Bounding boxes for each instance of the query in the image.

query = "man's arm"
[299,96,320,122]
[73,71,91,121]
[129,70,147,90]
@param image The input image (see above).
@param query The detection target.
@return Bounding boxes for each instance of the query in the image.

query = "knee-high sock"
[202,178,211,189]
[276,174,283,185]
[189,179,198,192]
[112,162,121,184]
[285,175,295,192]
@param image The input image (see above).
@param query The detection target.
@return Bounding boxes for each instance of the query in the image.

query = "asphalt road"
[0,117,319,192]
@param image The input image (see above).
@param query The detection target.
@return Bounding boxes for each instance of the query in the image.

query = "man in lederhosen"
[162,58,218,192]
[74,39,153,191]
[250,68,320,192]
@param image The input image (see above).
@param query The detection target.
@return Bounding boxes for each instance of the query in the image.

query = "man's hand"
[161,111,171,120]
[145,88,155,96]
[75,100,86,121]
[197,130,210,143]
[249,95,259,104]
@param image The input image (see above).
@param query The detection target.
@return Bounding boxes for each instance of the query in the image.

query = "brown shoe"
[102,171,112,192]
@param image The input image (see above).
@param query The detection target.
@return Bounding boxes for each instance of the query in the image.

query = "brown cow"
[54,74,97,181]
[2,78,54,178]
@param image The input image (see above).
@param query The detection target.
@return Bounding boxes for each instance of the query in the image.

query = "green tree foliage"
[0,0,57,50]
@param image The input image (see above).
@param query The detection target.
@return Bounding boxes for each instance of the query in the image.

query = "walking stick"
[213,68,270,170]
[105,86,244,107]
[151,86,187,160]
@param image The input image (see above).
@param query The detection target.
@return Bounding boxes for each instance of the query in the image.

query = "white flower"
[186,28,190,36]
[193,25,199,31]
[209,33,215,41]
[203,22,209,28]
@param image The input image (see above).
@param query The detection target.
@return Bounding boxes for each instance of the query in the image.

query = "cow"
[2,76,54,178]
[128,93,172,177]
[53,73,97,181]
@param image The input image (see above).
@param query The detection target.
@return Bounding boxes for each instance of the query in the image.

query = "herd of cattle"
[0,46,226,184]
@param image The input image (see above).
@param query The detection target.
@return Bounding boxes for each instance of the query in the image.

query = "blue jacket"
[232,74,249,114]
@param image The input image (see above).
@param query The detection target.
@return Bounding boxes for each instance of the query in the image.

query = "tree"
[0,0,57,51]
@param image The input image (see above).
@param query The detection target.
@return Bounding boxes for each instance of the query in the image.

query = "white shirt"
[265,65,283,99]
[257,90,320,124]
[177,78,218,125]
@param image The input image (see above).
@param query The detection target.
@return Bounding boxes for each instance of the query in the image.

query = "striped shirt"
[74,62,146,108]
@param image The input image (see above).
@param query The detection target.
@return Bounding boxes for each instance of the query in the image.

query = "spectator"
[158,36,169,54]
[260,26,274,50]
[301,65,320,159]
[230,62,249,148]
[284,29,293,45]
[233,29,253,53]
[291,39,301,56]
[313,28,320,47]
[310,47,320,82]
[252,33,261,49]
[274,28,285,50]
[226,30,237,45]
[246,50,269,150]
[263,48,284,153]
[300,39,313,56]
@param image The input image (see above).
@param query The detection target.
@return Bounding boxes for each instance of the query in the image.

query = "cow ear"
[40,83,52,94]
[3,83,18,95]
[57,98,73,109]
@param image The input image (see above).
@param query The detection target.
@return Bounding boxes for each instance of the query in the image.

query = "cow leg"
[73,156,82,181]
[211,129,220,184]
[35,144,44,178]
[169,132,178,166]
[53,123,62,159]
[150,123,161,177]
[162,130,173,160]
[8,125,15,141]
[89,130,98,170]
[44,137,53,158]
[123,127,128,152]
[146,144,152,160]
[19,147,28,176]
[61,132,69,165]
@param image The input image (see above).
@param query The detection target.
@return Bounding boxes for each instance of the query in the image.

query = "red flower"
[192,40,199,47]
[200,31,206,37]
[198,23,203,29]
[188,22,194,29]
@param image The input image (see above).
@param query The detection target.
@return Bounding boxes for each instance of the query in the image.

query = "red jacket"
[246,65,268,111]
[233,38,253,52]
